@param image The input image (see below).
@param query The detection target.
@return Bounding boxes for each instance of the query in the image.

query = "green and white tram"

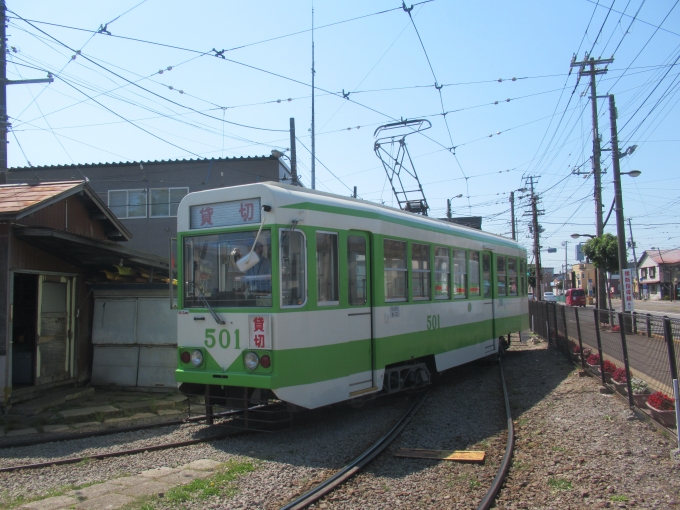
[176,182,528,409]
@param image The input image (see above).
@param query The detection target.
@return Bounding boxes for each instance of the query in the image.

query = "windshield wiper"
[195,283,225,325]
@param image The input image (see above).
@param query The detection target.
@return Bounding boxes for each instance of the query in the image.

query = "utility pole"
[526,176,542,300]
[310,7,316,190]
[289,118,298,186]
[510,191,516,240]
[609,94,630,314]
[352,186,357,199]
[571,54,613,315]
[562,241,569,292]
[0,1,53,184]
[627,218,639,299]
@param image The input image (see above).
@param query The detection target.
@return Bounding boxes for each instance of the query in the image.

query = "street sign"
[622,268,635,312]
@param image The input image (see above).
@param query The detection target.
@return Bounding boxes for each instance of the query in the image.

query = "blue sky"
[6,1,680,272]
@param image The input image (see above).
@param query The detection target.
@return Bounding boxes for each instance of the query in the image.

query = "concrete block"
[140,466,180,479]
[183,459,222,471]
[119,480,170,497]
[18,495,78,509]
[75,493,133,510]
[108,477,140,487]
[71,422,101,429]
[6,428,38,437]
[68,482,120,500]
[157,409,184,416]
[137,347,177,388]
[157,469,211,487]
[42,424,70,433]
[91,346,139,387]
[59,405,119,419]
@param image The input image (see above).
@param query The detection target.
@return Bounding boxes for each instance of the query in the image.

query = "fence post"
[594,308,606,385]
[562,305,569,355]
[646,313,652,338]
[552,302,558,348]
[662,317,680,450]
[632,311,638,335]
[575,307,585,368]
[618,313,635,408]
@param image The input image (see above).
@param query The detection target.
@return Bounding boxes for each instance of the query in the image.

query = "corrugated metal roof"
[9,155,275,171]
[0,181,82,214]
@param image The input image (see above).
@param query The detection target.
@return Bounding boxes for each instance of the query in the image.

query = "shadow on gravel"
[205,347,577,484]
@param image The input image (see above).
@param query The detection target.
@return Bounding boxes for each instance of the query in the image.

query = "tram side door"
[347,232,375,396]
[482,251,497,349]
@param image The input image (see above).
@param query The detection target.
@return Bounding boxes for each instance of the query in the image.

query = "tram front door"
[482,251,497,351]
[346,232,375,397]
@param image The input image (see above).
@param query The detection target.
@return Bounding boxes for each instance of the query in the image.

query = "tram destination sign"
[190,198,261,229]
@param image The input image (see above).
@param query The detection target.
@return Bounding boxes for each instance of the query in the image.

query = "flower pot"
[646,402,677,428]
[633,393,649,408]
[612,380,628,396]
[604,372,614,384]
[587,363,600,375]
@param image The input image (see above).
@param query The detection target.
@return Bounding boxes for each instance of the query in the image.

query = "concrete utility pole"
[628,218,639,298]
[310,8,316,190]
[0,1,54,184]
[526,176,542,300]
[289,118,298,186]
[571,55,613,314]
[609,94,630,313]
[510,191,516,240]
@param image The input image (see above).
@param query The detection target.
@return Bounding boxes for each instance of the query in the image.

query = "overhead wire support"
[374,119,431,215]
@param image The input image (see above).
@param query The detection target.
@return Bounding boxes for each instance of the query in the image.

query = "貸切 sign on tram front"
[189,198,261,229]
[249,315,271,349]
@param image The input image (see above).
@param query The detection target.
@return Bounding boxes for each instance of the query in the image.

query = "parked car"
[543,291,556,302]
[565,288,586,307]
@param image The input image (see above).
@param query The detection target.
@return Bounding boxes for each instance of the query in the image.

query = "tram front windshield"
[183,230,272,308]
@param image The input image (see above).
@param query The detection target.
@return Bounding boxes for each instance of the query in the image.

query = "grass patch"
[76,457,92,467]
[148,400,158,414]
[469,479,481,489]
[611,495,629,502]
[512,460,528,470]
[136,460,255,508]
[551,445,566,453]
[0,480,97,508]
[548,478,573,490]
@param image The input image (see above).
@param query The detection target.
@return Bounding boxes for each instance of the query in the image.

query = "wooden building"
[0,181,168,409]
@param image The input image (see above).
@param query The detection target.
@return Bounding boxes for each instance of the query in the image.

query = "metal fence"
[528,301,679,428]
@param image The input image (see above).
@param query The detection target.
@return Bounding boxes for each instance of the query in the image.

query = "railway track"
[279,357,515,510]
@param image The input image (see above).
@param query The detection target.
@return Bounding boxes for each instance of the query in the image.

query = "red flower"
[647,392,675,411]
[573,345,581,354]
[612,368,627,383]
[602,360,617,374]
[587,353,600,366]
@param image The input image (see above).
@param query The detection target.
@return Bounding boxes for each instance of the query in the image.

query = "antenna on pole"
[311,5,316,190]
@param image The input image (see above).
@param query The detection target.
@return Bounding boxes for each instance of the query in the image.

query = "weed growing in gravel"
[161,461,254,503]
[148,400,158,414]
[548,478,573,490]
[551,445,566,453]
[604,415,613,421]
[469,479,481,489]
[512,460,528,470]
[611,495,629,502]
[76,457,92,467]
[94,412,106,423]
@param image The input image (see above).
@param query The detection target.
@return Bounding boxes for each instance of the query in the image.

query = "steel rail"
[280,390,428,510]
[477,357,515,510]
[0,432,238,473]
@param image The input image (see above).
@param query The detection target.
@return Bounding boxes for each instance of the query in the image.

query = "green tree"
[582,234,619,317]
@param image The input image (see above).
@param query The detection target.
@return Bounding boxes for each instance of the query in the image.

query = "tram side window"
[434,247,450,299]
[469,251,481,296]
[482,253,492,298]
[281,230,306,307]
[412,243,431,300]
[497,256,507,296]
[508,258,518,296]
[317,232,339,305]
[453,249,467,299]
[348,236,367,306]
[520,260,526,295]
[384,239,407,301]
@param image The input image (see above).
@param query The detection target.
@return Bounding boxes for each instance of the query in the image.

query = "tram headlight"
[190,350,204,367]
[244,351,259,370]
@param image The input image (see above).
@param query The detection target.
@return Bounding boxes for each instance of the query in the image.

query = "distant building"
[637,248,680,300]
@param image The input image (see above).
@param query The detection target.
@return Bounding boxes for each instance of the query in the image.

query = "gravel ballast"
[1,340,678,509]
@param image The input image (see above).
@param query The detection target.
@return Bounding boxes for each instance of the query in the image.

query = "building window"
[434,247,450,299]
[316,232,339,305]
[453,249,467,299]
[508,258,518,296]
[641,268,647,278]
[150,187,189,217]
[411,243,431,300]
[384,239,407,301]
[649,267,656,279]
[108,189,147,219]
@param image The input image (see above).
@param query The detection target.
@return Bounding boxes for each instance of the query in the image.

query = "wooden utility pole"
[571,55,613,314]
[627,218,639,298]
[0,1,54,183]
[526,176,542,300]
